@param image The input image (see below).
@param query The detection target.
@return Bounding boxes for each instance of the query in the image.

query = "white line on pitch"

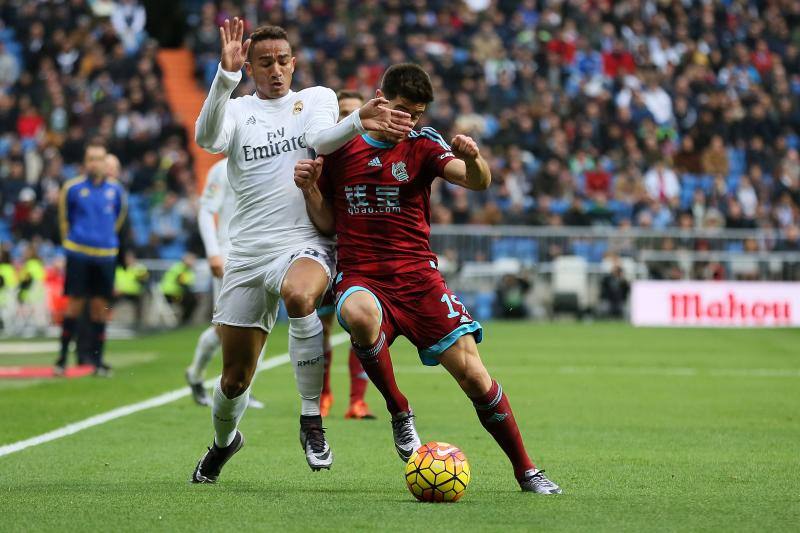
[0,332,351,459]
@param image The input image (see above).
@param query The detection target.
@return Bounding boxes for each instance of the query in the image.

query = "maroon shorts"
[318,288,336,317]
[333,267,483,366]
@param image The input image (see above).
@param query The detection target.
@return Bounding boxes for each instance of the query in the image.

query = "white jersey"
[198,158,235,258]
[195,64,364,261]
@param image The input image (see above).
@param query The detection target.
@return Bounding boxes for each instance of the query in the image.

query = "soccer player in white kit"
[185,157,264,409]
[190,19,412,482]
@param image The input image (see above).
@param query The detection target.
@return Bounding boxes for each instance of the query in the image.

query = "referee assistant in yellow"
[55,140,127,377]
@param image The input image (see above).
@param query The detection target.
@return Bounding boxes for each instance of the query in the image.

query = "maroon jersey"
[318,129,456,275]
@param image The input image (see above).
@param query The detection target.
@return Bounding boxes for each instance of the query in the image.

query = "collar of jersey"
[251,89,295,107]
[361,133,395,149]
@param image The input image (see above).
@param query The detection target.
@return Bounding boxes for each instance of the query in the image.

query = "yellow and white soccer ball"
[404,441,471,502]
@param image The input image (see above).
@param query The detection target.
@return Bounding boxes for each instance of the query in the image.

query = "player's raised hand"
[220,17,250,73]
[294,157,324,193]
[451,134,481,160]
[358,98,414,138]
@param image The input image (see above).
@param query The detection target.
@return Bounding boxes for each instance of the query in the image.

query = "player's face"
[84,146,107,179]
[337,97,362,121]
[105,155,121,180]
[245,39,295,99]
[376,90,426,143]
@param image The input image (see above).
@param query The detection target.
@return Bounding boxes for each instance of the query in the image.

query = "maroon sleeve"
[418,131,456,178]
[317,155,334,199]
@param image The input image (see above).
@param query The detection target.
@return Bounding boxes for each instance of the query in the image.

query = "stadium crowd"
[2,0,800,274]
[188,0,800,239]
[0,0,198,264]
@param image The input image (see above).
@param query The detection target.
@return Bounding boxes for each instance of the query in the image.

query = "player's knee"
[220,372,251,398]
[459,365,491,396]
[342,299,381,336]
[448,337,490,395]
[282,288,317,317]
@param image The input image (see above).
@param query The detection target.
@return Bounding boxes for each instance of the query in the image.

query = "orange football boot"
[344,400,376,420]
[320,392,333,417]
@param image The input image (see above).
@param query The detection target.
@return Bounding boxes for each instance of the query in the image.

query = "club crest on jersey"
[293,100,303,114]
[391,161,409,182]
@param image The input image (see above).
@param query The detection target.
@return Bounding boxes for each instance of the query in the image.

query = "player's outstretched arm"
[305,95,413,155]
[442,134,492,191]
[195,17,250,153]
[294,158,335,236]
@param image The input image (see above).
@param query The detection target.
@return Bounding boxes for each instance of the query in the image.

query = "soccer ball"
[404,441,471,502]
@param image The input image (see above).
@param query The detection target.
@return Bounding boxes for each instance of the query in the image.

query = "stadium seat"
[491,238,539,266]
[609,200,633,223]
[590,241,609,263]
[472,291,496,321]
[570,241,592,262]
[726,241,745,253]
[550,198,570,214]
[699,175,714,193]
[551,255,589,317]
[0,219,10,242]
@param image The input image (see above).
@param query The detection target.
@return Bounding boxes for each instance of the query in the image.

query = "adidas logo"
[368,156,382,167]
[245,115,256,125]
[487,412,509,423]
[459,315,472,324]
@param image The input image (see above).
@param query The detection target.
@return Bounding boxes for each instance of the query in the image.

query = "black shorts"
[64,254,116,299]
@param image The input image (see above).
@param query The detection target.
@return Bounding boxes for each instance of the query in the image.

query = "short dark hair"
[336,89,364,102]
[85,138,107,153]
[380,63,434,103]
[247,25,290,62]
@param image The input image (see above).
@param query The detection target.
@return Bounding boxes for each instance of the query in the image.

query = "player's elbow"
[463,173,491,191]
[195,126,223,154]
[316,221,336,238]
[304,132,333,155]
[473,174,492,191]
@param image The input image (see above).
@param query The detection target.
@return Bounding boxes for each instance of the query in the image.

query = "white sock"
[289,312,324,416]
[212,379,249,447]
[187,326,220,383]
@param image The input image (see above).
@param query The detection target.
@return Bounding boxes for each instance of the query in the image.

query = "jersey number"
[440,293,466,318]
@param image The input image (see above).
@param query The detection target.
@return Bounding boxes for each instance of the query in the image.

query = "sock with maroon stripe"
[352,331,408,416]
[348,347,369,404]
[471,380,535,480]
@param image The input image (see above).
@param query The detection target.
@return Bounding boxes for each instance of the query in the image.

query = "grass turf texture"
[1,322,798,531]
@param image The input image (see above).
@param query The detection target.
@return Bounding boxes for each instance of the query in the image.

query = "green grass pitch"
[1,322,798,531]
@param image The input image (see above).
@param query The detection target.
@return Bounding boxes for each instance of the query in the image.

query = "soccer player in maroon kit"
[318,89,375,420]
[295,64,561,494]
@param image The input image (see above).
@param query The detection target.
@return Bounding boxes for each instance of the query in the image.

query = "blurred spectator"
[111,0,147,54]
[494,274,530,319]
[600,261,630,319]
[114,251,149,329]
[160,253,197,324]
[0,248,17,330]
[673,136,703,175]
[0,42,20,89]
[643,161,680,203]
[701,135,730,177]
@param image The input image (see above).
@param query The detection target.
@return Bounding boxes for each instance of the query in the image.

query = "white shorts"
[212,246,334,333]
